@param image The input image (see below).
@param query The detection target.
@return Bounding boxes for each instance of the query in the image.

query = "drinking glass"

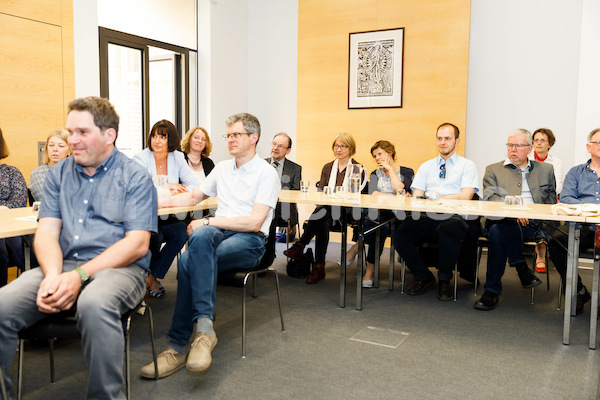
[514,195,524,210]
[153,175,171,199]
[504,195,515,209]
[396,189,406,204]
[300,180,310,193]
[323,186,332,197]
[335,185,345,198]
[426,190,439,201]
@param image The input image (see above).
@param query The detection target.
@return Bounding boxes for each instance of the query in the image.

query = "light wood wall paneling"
[0,0,74,184]
[0,0,62,26]
[298,0,471,186]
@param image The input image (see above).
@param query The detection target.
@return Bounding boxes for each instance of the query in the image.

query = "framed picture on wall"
[348,27,404,109]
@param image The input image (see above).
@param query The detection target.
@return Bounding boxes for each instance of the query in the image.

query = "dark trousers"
[392,214,469,282]
[484,219,541,295]
[299,206,332,264]
[149,219,188,279]
[549,223,594,293]
[0,237,24,287]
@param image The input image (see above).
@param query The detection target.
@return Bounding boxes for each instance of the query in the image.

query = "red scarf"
[534,152,548,162]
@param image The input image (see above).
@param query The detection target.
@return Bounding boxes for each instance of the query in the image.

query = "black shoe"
[474,291,500,311]
[438,280,453,301]
[576,287,591,315]
[515,263,542,289]
[406,275,436,296]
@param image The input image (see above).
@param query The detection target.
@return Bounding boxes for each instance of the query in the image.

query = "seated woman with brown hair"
[283,132,366,284]
[341,140,414,287]
[0,127,27,287]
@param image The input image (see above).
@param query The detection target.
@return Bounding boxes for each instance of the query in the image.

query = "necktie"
[273,161,280,169]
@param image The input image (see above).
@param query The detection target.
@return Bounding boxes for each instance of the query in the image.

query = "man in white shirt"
[393,123,479,301]
[141,113,280,379]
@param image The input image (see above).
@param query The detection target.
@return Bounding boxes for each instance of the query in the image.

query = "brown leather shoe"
[305,263,325,284]
[283,242,305,259]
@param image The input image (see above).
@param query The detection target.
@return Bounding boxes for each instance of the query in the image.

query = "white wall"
[97,0,197,50]
[248,0,299,161]
[73,0,100,97]
[465,0,584,190]
[574,0,600,163]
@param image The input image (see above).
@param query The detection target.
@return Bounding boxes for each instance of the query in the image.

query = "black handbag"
[286,248,314,278]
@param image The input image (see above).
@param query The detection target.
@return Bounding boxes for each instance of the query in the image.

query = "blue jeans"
[0,260,146,399]
[166,227,266,347]
[484,219,543,295]
[149,220,188,279]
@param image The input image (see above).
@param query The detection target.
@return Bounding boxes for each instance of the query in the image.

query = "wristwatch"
[75,267,91,288]
[203,217,210,226]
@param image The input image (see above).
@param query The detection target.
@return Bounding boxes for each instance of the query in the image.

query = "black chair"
[475,235,549,304]
[217,233,285,358]
[16,300,158,400]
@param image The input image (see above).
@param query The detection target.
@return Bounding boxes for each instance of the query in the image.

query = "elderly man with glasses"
[548,127,600,316]
[393,123,479,301]
[265,133,302,252]
[474,128,556,310]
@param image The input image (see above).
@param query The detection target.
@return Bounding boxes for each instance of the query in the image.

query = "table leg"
[339,208,347,308]
[374,222,380,289]
[356,215,363,311]
[563,221,580,345]
[589,226,600,349]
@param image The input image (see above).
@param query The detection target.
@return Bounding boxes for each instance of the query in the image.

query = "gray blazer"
[482,160,557,204]
[265,157,302,226]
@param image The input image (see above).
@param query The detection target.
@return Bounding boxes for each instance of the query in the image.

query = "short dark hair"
[274,132,292,149]
[370,140,396,161]
[0,127,8,160]
[437,122,460,139]
[68,96,120,138]
[226,113,261,143]
[147,120,180,152]
[533,128,556,147]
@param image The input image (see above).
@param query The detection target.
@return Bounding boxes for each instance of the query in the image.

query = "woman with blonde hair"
[284,132,366,284]
[29,129,71,202]
[181,126,215,184]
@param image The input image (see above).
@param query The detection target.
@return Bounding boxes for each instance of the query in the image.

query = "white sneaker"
[362,279,373,288]
[187,331,218,372]
[140,348,187,379]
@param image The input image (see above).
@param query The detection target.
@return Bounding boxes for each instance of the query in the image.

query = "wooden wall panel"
[0,0,61,26]
[0,0,74,185]
[297,0,471,185]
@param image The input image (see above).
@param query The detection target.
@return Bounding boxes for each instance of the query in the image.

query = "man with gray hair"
[474,128,556,310]
[141,113,280,379]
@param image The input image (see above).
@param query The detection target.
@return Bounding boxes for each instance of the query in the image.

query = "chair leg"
[17,339,24,400]
[0,366,7,400]
[272,270,285,334]
[124,315,131,400]
[557,277,563,310]
[144,304,159,380]
[475,245,483,295]
[388,239,395,291]
[400,259,406,294]
[453,263,458,302]
[242,284,247,358]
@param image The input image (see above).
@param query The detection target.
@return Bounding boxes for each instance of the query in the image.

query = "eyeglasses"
[333,144,349,150]
[222,132,250,141]
[271,142,288,150]
[506,143,530,149]
[589,141,600,146]
[533,139,548,144]
[439,163,446,179]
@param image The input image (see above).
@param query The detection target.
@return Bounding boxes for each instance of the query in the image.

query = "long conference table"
[0,193,595,348]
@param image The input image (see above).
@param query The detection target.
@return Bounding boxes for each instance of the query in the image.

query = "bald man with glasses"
[474,128,556,310]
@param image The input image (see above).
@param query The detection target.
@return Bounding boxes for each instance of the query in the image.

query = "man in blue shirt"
[0,96,157,399]
[548,127,600,315]
[393,123,479,301]
[141,113,280,380]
